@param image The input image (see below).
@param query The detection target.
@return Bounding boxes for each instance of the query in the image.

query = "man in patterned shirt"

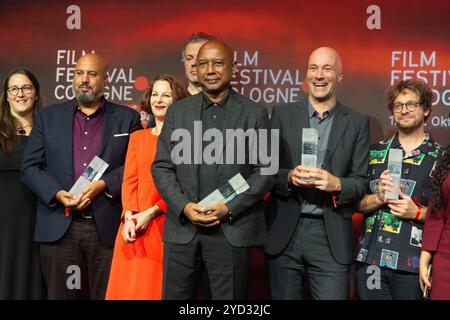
[354,79,442,300]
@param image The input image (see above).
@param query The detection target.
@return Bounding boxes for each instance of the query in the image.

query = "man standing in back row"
[181,32,216,96]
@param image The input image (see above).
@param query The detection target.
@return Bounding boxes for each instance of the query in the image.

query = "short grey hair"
[181,32,216,62]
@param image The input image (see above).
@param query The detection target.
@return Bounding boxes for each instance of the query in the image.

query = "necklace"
[17,124,32,135]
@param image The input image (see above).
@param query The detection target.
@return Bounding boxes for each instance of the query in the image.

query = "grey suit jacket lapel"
[322,102,349,168]
[217,89,244,175]
[186,93,203,196]
[293,100,310,165]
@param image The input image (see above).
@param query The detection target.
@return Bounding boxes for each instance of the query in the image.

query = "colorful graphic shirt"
[355,133,441,273]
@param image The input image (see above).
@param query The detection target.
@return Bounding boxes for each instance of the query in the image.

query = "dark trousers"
[355,263,421,300]
[162,226,251,300]
[266,216,349,300]
[199,269,212,299]
[40,219,113,300]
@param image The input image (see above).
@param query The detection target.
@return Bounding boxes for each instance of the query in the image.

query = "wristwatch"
[227,210,233,223]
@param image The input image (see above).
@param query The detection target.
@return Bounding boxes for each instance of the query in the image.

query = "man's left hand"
[306,168,341,193]
[79,180,107,203]
[386,190,418,220]
[200,203,230,222]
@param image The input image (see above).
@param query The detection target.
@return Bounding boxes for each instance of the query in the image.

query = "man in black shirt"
[153,40,274,299]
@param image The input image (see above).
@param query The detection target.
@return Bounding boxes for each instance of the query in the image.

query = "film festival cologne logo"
[54,49,150,120]
[231,50,304,105]
[390,50,450,128]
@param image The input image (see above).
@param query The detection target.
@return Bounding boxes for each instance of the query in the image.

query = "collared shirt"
[201,93,228,133]
[198,92,229,200]
[300,103,335,216]
[308,103,335,166]
[72,102,104,182]
[355,133,442,273]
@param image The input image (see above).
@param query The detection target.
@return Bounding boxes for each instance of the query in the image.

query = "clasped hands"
[55,180,107,211]
[122,206,160,243]
[183,202,230,227]
[376,169,418,220]
[288,165,341,193]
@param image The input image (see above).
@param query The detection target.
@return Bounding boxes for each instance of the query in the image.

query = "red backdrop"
[1,0,448,299]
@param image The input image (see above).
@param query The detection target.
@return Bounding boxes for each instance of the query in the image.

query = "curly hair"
[430,145,450,211]
[140,74,187,114]
[386,79,434,121]
[0,67,41,154]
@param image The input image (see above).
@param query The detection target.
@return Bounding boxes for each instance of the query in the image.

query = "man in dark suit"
[265,47,370,299]
[152,40,275,300]
[180,32,217,300]
[21,53,142,299]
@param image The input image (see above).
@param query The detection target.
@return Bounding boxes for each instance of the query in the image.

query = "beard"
[72,86,103,105]
[395,117,424,133]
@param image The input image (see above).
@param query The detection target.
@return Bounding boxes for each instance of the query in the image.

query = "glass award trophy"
[301,128,318,182]
[69,155,109,198]
[198,173,250,207]
[384,148,402,200]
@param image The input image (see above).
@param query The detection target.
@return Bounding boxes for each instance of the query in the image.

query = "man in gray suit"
[152,40,274,299]
[265,47,370,299]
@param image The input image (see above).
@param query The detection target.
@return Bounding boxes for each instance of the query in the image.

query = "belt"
[73,210,94,220]
[300,213,324,219]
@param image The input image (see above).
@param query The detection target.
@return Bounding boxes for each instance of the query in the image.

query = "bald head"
[76,53,108,77]
[308,47,342,74]
[196,40,237,101]
[198,40,234,63]
[73,53,108,108]
[306,47,343,107]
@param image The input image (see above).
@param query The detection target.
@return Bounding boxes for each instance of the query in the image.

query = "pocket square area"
[114,133,129,137]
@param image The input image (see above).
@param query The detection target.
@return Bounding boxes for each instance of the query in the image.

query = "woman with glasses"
[0,67,46,299]
[106,75,187,299]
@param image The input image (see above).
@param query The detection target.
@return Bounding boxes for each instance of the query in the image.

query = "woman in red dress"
[420,145,450,299]
[106,75,187,299]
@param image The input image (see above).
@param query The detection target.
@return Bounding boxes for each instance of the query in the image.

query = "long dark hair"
[0,67,41,153]
[430,145,450,211]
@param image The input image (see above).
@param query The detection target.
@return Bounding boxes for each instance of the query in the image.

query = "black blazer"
[21,99,142,247]
[265,100,370,264]
[152,90,275,247]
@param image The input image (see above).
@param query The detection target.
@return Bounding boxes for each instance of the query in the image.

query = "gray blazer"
[265,100,370,264]
[152,89,275,247]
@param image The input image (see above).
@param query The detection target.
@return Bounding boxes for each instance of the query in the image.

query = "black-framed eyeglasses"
[7,85,34,96]
[393,101,421,112]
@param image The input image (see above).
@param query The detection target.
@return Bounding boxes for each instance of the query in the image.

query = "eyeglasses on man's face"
[393,101,421,113]
[7,84,34,96]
